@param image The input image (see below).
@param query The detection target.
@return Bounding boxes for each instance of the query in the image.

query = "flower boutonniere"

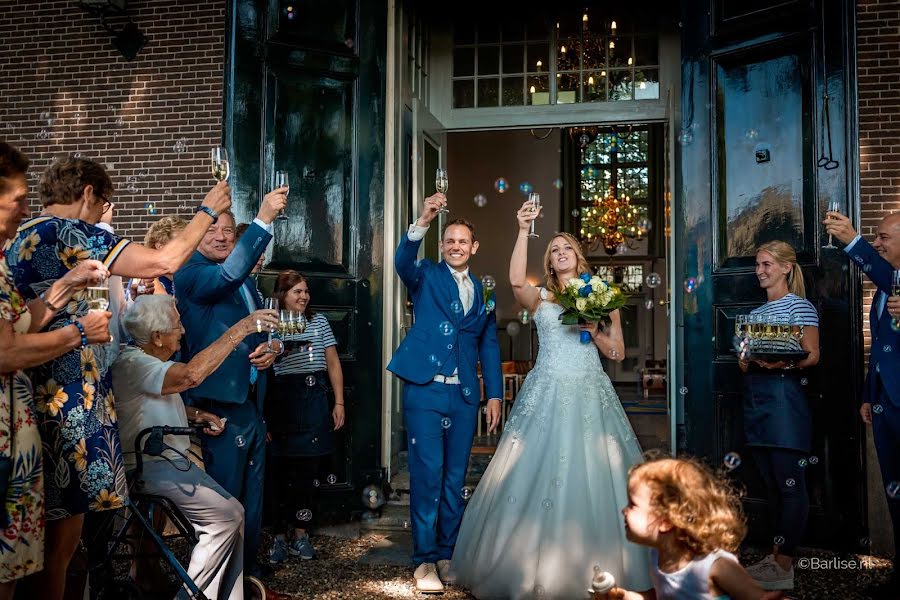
[481,276,496,314]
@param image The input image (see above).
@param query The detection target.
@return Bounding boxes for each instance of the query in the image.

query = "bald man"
[826,211,900,598]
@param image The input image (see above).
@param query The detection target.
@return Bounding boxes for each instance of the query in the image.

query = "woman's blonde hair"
[629,457,747,555]
[144,216,187,249]
[542,232,591,297]
[756,240,806,298]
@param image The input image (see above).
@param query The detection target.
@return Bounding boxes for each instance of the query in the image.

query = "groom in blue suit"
[388,193,503,592]
[175,188,286,578]
[827,211,900,598]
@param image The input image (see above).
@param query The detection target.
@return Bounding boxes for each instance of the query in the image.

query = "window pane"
[618,130,649,163]
[526,16,550,40]
[581,168,611,197]
[526,42,549,73]
[454,47,475,77]
[608,69,633,101]
[609,36,631,68]
[502,20,525,42]
[557,38,578,71]
[634,36,658,66]
[619,167,649,200]
[478,78,499,107]
[558,72,580,104]
[502,76,524,106]
[582,71,607,103]
[502,44,524,74]
[527,75,550,105]
[453,80,475,108]
[479,46,499,75]
[582,36,606,71]
[454,22,475,45]
[585,134,613,164]
[634,69,660,100]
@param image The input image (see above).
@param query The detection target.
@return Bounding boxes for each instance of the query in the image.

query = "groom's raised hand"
[486,398,501,433]
[416,193,446,227]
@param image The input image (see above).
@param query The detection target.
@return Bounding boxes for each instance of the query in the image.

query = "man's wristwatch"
[197,206,219,223]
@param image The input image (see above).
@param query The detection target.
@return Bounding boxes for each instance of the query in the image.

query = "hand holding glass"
[527,193,541,239]
[264,298,279,352]
[892,270,900,331]
[823,200,840,249]
[211,146,229,182]
[435,168,449,214]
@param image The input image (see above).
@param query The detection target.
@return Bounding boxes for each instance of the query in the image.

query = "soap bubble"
[683,277,697,293]
[173,138,188,154]
[494,177,509,193]
[450,300,463,314]
[518,181,533,195]
[507,495,516,504]
[461,487,473,501]
[679,386,688,395]
[677,129,694,146]
[571,209,580,218]
[518,309,530,324]
[541,498,553,511]
[462,387,472,397]
[785,478,796,487]
[809,455,819,465]
[637,217,652,231]
[361,485,385,509]
[774,536,785,545]
[36,129,51,140]
[427,354,438,364]
[551,478,563,489]
[234,435,246,448]
[327,474,337,484]
[552,178,563,189]
[145,203,157,215]
[798,458,808,468]
[744,128,759,141]
[441,417,452,429]
[723,452,741,470]
[473,193,488,207]
[646,273,662,288]
[506,321,521,337]
[306,375,316,386]
[616,243,627,254]
[438,321,455,336]
[481,275,496,290]
[313,479,320,487]
[874,404,884,414]
[888,481,900,499]
[296,509,313,521]
[644,299,654,310]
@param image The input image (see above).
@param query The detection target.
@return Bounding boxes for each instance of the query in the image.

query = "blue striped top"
[749,293,818,353]
[273,313,337,375]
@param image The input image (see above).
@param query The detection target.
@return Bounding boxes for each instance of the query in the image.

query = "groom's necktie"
[239,281,259,386]
[453,271,473,314]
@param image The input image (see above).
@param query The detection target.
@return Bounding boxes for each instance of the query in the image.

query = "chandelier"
[579,189,650,255]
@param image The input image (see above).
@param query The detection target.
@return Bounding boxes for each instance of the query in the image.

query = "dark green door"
[678,0,865,549]
[224,0,387,514]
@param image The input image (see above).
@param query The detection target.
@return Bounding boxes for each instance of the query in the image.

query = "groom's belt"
[432,373,460,385]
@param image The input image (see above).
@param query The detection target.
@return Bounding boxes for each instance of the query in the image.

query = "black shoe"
[247,561,275,579]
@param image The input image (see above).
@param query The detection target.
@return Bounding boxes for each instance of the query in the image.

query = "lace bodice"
[532,298,604,375]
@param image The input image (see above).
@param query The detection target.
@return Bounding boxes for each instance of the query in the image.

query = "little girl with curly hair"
[604,457,783,600]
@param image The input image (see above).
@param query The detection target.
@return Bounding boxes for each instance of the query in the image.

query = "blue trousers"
[199,399,267,569]
[404,381,479,565]
[750,447,809,557]
[871,376,900,554]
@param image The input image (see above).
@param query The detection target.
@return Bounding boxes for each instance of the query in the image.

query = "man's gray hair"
[122,295,178,345]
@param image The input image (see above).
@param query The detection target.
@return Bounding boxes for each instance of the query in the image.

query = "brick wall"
[0,0,225,240]
[857,0,900,351]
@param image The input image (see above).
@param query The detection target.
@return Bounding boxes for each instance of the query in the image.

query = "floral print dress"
[0,249,44,581]
[6,217,131,519]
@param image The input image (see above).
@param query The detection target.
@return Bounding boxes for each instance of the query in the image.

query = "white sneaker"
[744,554,776,576]
[749,558,794,591]
[414,562,444,593]
[436,559,453,584]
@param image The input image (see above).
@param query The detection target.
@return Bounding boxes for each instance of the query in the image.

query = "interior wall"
[446,128,563,323]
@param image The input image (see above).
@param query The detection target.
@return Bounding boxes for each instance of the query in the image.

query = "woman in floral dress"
[6,155,231,600]
[0,143,112,599]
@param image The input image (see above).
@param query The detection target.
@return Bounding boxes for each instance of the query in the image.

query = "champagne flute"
[264,298,279,352]
[211,146,230,182]
[527,193,541,239]
[274,170,289,221]
[892,269,900,330]
[823,200,840,249]
[435,168,449,214]
[86,276,110,312]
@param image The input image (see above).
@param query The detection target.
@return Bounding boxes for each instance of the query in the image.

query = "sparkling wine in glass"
[211,146,230,182]
[264,298,278,351]
[86,277,110,312]
[274,170,289,221]
[823,200,840,249]
[527,193,541,239]
[435,168,449,214]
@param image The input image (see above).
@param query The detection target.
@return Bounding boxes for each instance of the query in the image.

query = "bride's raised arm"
[510,200,542,313]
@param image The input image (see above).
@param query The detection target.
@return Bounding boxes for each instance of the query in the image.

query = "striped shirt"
[273,313,337,375]
[749,293,818,353]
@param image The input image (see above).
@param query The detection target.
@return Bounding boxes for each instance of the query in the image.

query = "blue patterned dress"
[6,217,130,519]
[0,250,44,581]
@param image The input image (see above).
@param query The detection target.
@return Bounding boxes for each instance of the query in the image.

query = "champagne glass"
[86,276,110,312]
[823,200,840,249]
[296,312,308,334]
[892,269,900,330]
[435,168,449,214]
[274,170,289,221]
[527,193,541,239]
[264,298,279,352]
[211,146,230,182]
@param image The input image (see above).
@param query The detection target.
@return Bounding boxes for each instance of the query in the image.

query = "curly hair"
[0,142,29,194]
[38,156,113,207]
[144,216,187,249]
[542,232,591,298]
[630,457,747,555]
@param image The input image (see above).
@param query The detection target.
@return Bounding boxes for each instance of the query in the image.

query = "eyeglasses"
[101,201,112,214]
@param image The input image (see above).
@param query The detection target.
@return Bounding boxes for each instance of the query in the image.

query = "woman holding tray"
[738,240,820,592]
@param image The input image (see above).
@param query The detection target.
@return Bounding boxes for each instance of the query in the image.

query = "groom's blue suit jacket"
[387,234,502,404]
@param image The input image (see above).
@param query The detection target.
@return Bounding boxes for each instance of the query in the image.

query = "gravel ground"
[259,532,895,600]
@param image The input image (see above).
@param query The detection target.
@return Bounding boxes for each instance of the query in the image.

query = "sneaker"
[288,533,317,560]
[268,537,289,566]
[748,558,793,591]
[744,554,776,576]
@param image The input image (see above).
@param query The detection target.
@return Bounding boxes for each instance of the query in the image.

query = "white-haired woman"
[111,295,277,600]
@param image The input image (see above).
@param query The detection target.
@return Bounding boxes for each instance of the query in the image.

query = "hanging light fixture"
[578,189,650,255]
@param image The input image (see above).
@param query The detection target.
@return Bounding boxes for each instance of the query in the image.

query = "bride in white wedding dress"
[450,202,652,599]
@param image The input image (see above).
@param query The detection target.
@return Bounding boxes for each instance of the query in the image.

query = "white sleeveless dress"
[451,293,652,599]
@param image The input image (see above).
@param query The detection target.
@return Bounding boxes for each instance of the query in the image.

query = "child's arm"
[709,558,783,600]
[603,587,656,600]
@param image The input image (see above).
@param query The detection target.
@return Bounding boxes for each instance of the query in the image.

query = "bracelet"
[40,291,59,312]
[334,402,344,406]
[71,320,88,348]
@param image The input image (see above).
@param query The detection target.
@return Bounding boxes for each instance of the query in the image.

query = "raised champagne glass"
[85,276,110,312]
[435,168,449,214]
[823,200,840,249]
[527,192,541,239]
[274,170,289,221]
[211,146,230,182]
[264,298,278,352]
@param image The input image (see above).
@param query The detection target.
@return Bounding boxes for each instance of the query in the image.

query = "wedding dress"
[451,291,652,599]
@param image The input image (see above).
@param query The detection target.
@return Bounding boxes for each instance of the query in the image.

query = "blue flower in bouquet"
[555,274,627,343]
[481,287,496,314]
[578,284,592,297]
[579,273,591,283]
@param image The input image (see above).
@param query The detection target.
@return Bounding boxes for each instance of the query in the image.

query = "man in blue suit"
[175,188,286,578]
[827,211,900,598]
[388,193,503,593]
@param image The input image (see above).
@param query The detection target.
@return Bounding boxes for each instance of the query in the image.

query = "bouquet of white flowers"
[556,273,627,343]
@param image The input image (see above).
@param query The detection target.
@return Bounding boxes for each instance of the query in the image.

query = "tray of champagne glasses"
[733,314,809,362]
